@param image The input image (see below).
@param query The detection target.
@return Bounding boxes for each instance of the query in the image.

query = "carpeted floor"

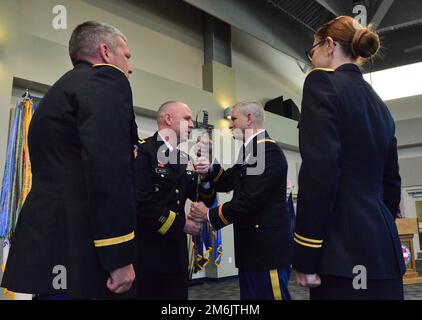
[189,275,422,300]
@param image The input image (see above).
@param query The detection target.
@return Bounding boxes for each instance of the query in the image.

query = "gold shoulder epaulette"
[309,67,335,74]
[92,63,125,75]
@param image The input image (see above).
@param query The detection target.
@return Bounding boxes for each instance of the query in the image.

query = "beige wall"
[232,38,302,165]
[19,0,205,88]
[233,43,302,107]
[233,51,301,150]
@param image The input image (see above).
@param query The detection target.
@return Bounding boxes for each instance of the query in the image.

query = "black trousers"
[136,271,188,300]
[310,276,404,300]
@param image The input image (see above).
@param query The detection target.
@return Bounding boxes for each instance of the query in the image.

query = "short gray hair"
[233,101,265,125]
[69,21,127,66]
[157,101,178,123]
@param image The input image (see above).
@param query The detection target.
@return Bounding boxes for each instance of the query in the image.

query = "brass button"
[155,187,159,192]
[177,200,181,205]
[255,225,259,229]
[175,189,180,194]
[161,174,165,178]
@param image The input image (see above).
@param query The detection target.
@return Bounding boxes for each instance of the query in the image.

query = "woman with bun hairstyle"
[293,16,405,300]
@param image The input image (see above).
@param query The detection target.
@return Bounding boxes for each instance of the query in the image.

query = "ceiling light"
[364,62,422,101]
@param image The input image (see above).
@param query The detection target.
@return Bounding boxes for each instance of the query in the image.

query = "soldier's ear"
[99,43,112,63]
[247,112,253,126]
[165,113,172,126]
[326,37,336,55]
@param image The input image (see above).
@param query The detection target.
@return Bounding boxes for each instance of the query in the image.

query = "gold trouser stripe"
[270,269,282,300]
[94,231,135,247]
[294,233,323,244]
[158,211,177,235]
[257,139,276,144]
[294,237,322,248]
[213,167,223,183]
[92,63,126,75]
[218,205,229,226]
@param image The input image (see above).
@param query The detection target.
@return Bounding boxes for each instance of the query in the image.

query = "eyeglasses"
[305,39,325,63]
[305,39,338,63]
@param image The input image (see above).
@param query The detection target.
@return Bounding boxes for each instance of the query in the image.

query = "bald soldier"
[189,101,293,300]
[134,101,216,300]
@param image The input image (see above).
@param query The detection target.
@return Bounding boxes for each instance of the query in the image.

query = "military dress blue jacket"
[293,64,406,279]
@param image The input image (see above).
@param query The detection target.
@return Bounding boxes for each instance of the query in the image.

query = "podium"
[396,218,422,284]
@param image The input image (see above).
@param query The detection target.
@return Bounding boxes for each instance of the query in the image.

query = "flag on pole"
[0,104,20,238]
[209,195,223,267]
[189,195,223,274]
[213,226,223,267]
[195,222,213,272]
[1,97,36,300]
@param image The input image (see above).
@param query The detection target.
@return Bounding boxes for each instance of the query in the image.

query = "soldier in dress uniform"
[293,16,405,300]
[134,101,215,300]
[1,21,139,299]
[189,101,293,300]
